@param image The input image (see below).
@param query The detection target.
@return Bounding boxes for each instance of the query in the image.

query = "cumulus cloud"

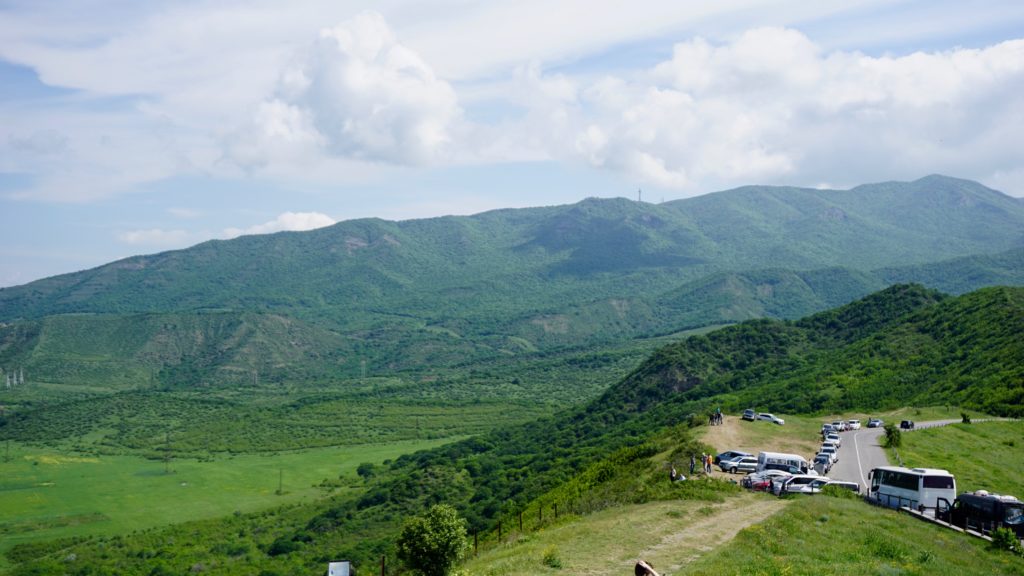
[117,228,191,246]
[518,28,1024,192]
[229,11,461,169]
[222,211,336,239]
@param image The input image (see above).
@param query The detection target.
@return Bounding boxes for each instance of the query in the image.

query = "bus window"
[923,475,954,489]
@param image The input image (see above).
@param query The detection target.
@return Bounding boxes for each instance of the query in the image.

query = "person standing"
[689,454,696,475]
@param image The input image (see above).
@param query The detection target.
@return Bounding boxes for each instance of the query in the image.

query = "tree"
[396,504,468,576]
[882,423,902,448]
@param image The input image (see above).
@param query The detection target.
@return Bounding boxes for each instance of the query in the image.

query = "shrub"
[961,411,972,424]
[396,504,468,576]
[541,546,562,568]
[883,423,902,448]
[990,527,1022,556]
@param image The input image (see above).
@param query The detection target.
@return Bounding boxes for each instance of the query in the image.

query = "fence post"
[380,554,385,576]
[519,512,523,532]
[474,532,478,556]
[554,503,558,519]
[498,520,502,541]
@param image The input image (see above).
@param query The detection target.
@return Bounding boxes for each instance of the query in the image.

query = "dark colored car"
[742,409,756,421]
[938,492,1024,537]
[715,450,753,465]
[900,420,915,430]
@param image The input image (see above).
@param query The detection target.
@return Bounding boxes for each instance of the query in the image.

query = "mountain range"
[1,174,1022,388]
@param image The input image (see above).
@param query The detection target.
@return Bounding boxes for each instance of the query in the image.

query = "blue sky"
[1,0,1023,287]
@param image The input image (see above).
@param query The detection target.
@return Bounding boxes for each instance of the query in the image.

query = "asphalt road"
[826,419,963,490]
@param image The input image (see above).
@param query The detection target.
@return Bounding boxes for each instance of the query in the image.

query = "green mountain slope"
[1,176,1022,389]
[9,285,1021,575]
[2,175,1022,326]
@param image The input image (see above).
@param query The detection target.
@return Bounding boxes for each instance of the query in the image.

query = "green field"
[894,420,1024,497]
[0,437,454,570]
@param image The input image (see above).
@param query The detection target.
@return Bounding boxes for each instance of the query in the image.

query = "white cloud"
[117,228,190,246]
[229,11,461,169]
[222,211,336,239]
[511,28,1024,193]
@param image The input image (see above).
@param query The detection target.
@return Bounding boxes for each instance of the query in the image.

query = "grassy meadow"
[464,490,1023,576]
[894,419,1024,497]
[0,437,454,570]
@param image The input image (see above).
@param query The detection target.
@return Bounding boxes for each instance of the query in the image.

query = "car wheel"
[730,467,737,474]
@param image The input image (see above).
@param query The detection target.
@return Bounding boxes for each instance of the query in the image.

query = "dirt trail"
[635,493,788,575]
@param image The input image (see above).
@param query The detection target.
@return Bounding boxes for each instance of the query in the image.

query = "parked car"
[742,409,756,421]
[757,413,785,425]
[744,469,793,491]
[821,441,839,452]
[824,481,861,494]
[825,433,842,447]
[818,445,838,464]
[867,418,883,428]
[831,420,847,432]
[900,420,915,430]
[812,454,832,475]
[720,455,758,474]
[788,477,832,494]
[821,423,834,435]
[779,475,827,495]
[847,419,861,430]
[715,450,753,465]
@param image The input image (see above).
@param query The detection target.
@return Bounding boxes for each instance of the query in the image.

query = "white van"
[757,451,809,475]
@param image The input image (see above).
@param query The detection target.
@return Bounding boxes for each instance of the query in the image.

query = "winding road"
[828,419,963,490]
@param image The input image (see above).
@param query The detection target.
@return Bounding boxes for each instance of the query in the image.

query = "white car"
[831,420,847,432]
[825,433,842,447]
[779,475,827,495]
[757,413,785,425]
[818,446,838,464]
[787,477,832,494]
[847,419,861,430]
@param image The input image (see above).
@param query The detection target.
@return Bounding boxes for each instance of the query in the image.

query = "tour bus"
[868,466,956,513]
[757,451,810,475]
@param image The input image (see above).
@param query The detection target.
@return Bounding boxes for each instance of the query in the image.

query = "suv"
[757,413,785,425]
[847,419,861,430]
[831,420,847,432]
[720,455,758,474]
[742,409,756,421]
[715,450,752,465]
[900,420,915,430]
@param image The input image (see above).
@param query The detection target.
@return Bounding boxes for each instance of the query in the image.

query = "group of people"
[670,453,715,481]
[708,408,723,426]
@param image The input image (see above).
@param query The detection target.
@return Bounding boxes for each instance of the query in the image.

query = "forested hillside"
[8,285,1022,575]
[1,176,1023,390]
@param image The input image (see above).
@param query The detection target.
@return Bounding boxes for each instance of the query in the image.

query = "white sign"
[328,561,350,576]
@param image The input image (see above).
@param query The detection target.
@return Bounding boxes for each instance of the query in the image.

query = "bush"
[396,504,468,576]
[541,546,562,568]
[820,485,860,500]
[961,411,972,424]
[883,423,901,448]
[990,527,1022,556]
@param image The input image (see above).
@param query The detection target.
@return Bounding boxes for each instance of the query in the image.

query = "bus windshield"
[1005,505,1024,524]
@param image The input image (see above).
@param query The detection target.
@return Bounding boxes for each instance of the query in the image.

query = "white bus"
[868,466,956,513]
